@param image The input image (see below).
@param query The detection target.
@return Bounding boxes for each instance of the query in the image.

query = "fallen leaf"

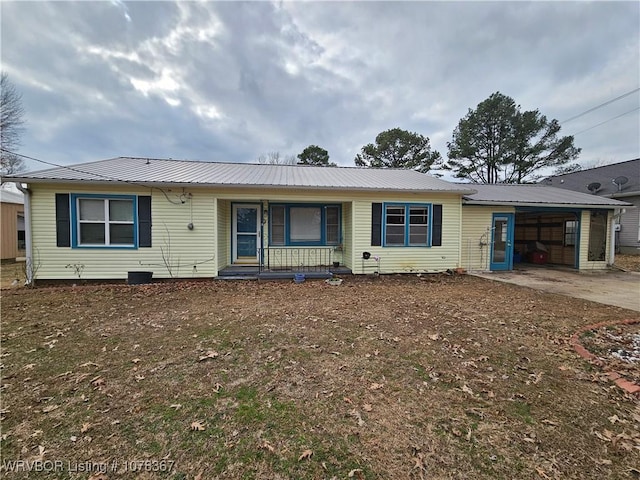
[428,333,440,341]
[608,414,621,424]
[42,405,59,413]
[213,383,223,393]
[461,384,473,395]
[131,358,141,364]
[88,474,109,480]
[170,404,182,410]
[535,467,550,479]
[70,436,77,442]
[190,420,206,431]
[348,468,365,478]
[369,383,384,390]
[344,397,353,405]
[134,375,145,382]
[363,403,373,412]
[198,351,219,361]
[541,419,558,426]
[80,423,91,433]
[298,449,313,461]
[260,440,275,453]
[194,471,204,480]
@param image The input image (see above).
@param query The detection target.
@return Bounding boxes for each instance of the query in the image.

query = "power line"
[0,149,183,205]
[560,87,640,124]
[570,107,640,136]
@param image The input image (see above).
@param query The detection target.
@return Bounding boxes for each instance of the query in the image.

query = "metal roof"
[463,183,632,209]
[542,158,639,198]
[3,157,476,194]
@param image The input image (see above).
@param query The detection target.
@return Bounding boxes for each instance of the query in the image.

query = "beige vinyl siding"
[461,206,515,271]
[341,202,352,268]
[579,209,610,270]
[29,184,217,280]
[351,193,462,274]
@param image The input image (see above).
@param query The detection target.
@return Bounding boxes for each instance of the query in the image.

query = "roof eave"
[14,177,475,195]
[462,200,632,209]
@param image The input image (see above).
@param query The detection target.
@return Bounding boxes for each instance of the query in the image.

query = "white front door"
[232,204,261,263]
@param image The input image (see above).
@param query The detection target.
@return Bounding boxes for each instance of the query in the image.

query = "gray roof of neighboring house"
[463,184,632,209]
[542,158,640,198]
[0,188,24,204]
[3,157,476,194]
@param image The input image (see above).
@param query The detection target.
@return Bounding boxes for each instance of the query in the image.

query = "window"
[73,195,136,247]
[383,203,430,247]
[270,204,341,246]
[564,219,577,246]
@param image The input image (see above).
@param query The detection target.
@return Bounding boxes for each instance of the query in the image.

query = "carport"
[461,184,631,272]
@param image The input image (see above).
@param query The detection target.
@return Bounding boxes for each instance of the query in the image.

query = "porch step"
[257,271,333,280]
[216,275,258,281]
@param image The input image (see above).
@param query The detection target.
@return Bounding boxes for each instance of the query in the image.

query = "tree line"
[271,92,580,183]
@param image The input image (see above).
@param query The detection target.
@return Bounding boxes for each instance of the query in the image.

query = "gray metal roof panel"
[4,157,476,194]
[543,158,639,196]
[463,184,632,207]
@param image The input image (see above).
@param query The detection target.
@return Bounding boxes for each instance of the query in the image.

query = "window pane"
[270,206,285,245]
[409,226,428,245]
[386,225,405,245]
[386,206,405,225]
[80,223,105,244]
[79,199,104,221]
[290,207,321,242]
[109,200,133,222]
[326,206,340,244]
[409,207,428,225]
[110,224,134,244]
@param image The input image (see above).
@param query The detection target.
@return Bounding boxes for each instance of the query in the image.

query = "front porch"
[219,246,351,280]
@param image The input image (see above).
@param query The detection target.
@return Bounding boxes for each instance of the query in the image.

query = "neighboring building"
[2,157,631,281]
[0,187,25,262]
[543,159,639,254]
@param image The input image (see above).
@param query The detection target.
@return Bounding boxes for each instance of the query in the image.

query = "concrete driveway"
[471,267,640,312]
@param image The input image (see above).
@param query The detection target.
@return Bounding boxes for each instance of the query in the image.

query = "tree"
[354,128,441,173]
[297,145,335,166]
[1,72,25,174]
[257,151,296,165]
[552,163,582,175]
[443,92,580,183]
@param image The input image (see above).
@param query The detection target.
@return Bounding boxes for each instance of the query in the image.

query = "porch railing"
[259,247,334,273]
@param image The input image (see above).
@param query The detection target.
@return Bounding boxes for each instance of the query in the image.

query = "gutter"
[2,177,477,195]
[14,182,33,284]
[463,200,633,209]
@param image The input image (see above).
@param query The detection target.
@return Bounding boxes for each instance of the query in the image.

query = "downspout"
[15,182,33,284]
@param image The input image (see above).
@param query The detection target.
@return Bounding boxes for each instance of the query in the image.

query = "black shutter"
[55,193,71,247]
[371,203,382,246]
[138,196,152,247]
[432,204,443,247]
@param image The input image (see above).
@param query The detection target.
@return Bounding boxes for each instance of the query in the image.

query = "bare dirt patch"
[1,275,639,479]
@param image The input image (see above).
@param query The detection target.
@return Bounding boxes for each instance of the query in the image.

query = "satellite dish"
[587,182,601,194]
[613,176,629,191]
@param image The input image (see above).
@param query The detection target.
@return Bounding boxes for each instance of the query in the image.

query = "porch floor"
[218,265,352,280]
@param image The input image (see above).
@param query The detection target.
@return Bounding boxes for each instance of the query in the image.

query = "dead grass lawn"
[1,275,639,479]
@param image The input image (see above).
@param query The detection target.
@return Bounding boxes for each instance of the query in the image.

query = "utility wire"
[570,107,640,136]
[0,148,184,205]
[560,87,640,124]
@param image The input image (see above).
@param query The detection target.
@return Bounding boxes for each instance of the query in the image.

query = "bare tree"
[257,151,296,165]
[1,73,25,174]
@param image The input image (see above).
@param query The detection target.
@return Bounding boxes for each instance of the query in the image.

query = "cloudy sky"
[1,1,639,175]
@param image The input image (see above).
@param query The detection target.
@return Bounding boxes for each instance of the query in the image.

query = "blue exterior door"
[490,213,514,271]
[233,204,260,263]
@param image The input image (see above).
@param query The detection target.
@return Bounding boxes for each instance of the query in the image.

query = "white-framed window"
[74,196,136,247]
[383,203,430,247]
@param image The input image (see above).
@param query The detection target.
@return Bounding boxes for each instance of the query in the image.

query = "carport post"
[608,208,620,266]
